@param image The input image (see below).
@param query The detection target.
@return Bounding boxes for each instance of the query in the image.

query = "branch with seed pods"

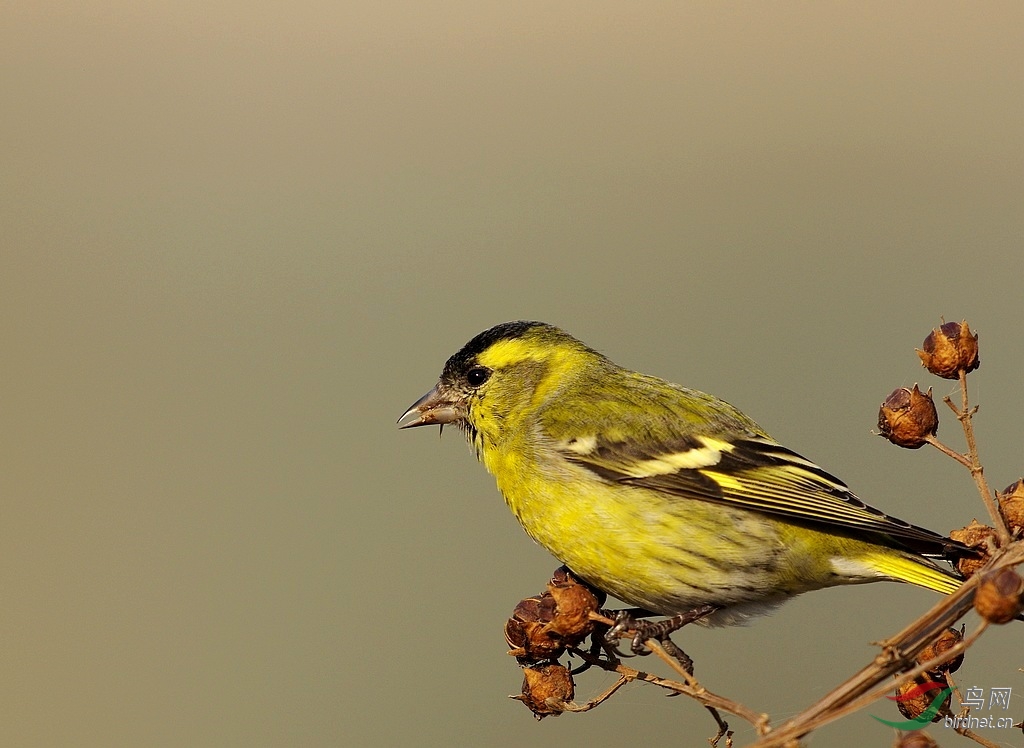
[502,320,1023,748]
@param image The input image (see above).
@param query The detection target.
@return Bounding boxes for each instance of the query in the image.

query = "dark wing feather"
[565,435,967,558]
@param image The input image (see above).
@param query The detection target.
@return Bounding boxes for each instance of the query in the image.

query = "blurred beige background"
[2,2,1022,746]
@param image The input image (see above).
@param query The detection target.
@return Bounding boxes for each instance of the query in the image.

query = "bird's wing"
[560,432,964,557]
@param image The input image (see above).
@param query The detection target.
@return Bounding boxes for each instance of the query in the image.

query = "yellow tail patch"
[864,552,962,595]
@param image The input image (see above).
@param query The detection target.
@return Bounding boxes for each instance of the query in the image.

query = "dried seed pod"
[504,570,601,663]
[549,566,606,607]
[973,568,1024,624]
[511,593,557,625]
[546,569,600,645]
[878,385,938,449]
[916,627,964,675]
[893,731,938,748]
[504,617,527,651]
[998,479,1024,535]
[949,521,998,577]
[515,663,574,719]
[505,596,565,662]
[917,320,980,379]
[895,675,950,722]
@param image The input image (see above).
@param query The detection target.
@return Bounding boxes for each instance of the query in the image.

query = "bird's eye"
[466,366,491,387]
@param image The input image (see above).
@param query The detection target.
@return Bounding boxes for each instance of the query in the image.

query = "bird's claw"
[606,610,656,655]
[605,604,720,660]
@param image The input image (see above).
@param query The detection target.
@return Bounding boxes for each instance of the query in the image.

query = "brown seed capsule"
[973,568,1024,624]
[878,385,939,449]
[512,593,557,625]
[550,566,606,607]
[949,521,998,577]
[516,663,574,719]
[917,320,980,379]
[505,594,565,662]
[504,570,601,663]
[916,627,964,675]
[893,732,938,748]
[504,617,528,651]
[546,570,600,646]
[895,674,950,722]
[999,479,1024,536]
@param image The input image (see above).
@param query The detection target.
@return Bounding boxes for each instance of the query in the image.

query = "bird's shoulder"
[537,366,766,452]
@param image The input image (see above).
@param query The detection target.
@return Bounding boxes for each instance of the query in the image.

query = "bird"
[398,320,969,628]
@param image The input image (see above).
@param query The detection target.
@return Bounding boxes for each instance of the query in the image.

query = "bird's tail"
[865,550,963,595]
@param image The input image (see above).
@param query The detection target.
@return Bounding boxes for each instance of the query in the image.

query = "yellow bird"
[399,321,967,627]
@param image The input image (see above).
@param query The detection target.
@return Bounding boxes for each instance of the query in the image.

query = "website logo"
[872,684,1017,732]
[872,681,952,729]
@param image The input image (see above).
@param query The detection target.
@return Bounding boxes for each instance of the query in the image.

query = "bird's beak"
[397,383,463,429]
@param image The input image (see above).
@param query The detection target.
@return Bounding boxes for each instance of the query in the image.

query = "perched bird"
[399,321,969,627]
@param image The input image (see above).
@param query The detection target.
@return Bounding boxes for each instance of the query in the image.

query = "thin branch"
[939,370,1011,544]
[559,674,629,713]
[569,634,770,733]
[924,434,972,469]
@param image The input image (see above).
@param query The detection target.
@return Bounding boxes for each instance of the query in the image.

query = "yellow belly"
[489,451,829,615]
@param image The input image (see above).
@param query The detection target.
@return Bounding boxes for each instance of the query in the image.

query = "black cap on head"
[442,321,549,379]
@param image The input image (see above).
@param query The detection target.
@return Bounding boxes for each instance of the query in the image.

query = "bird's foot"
[606,604,719,668]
